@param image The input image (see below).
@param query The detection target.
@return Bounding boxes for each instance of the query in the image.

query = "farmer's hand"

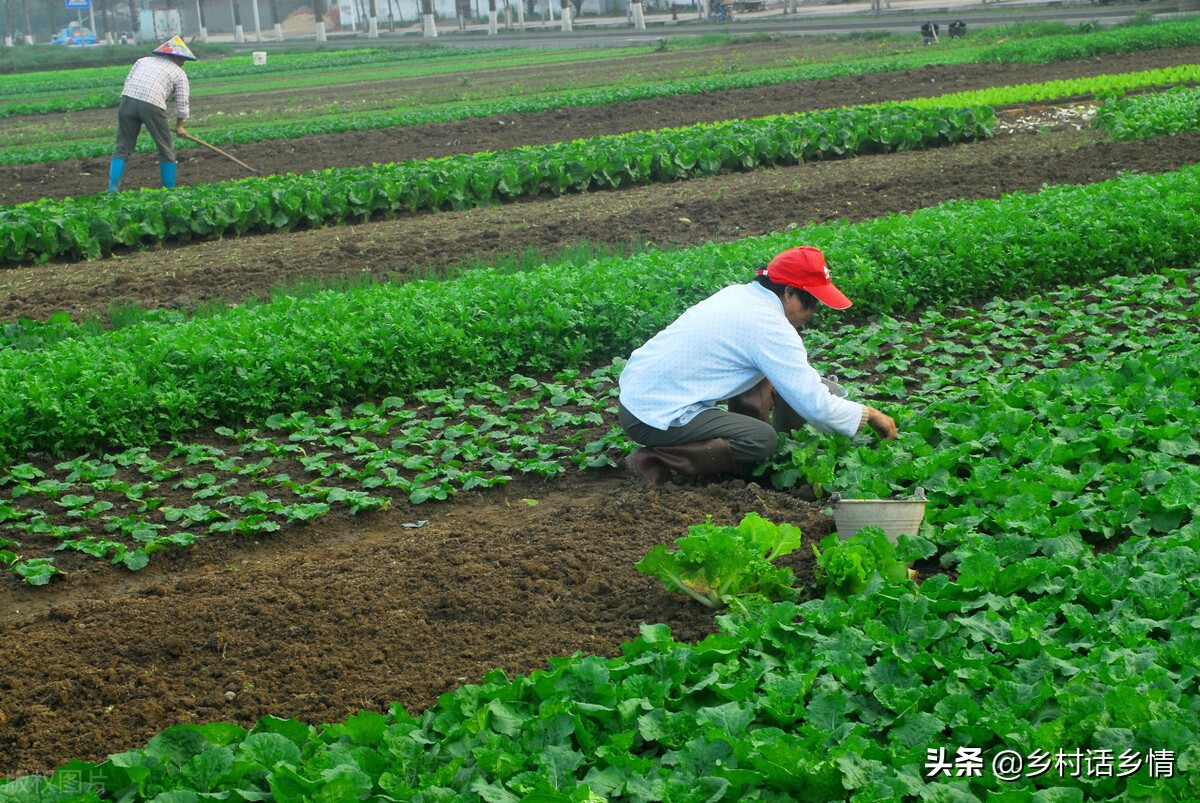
[176,121,187,137]
[865,407,898,440]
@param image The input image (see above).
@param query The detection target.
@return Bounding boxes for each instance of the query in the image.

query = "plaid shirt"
[121,55,190,119]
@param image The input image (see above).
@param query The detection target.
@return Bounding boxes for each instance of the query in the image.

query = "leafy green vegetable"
[636,513,802,608]
[0,103,993,265]
[813,527,913,599]
[1097,84,1200,139]
[9,556,60,586]
[5,162,1200,468]
[13,521,1199,801]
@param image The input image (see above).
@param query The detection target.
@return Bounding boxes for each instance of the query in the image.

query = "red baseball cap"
[758,246,851,309]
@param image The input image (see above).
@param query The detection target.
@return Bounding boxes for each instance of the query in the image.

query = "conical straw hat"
[152,35,197,61]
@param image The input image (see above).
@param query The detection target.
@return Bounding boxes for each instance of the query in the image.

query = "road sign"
[66,0,90,8]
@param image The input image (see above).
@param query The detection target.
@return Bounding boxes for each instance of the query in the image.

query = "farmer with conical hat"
[107,36,197,192]
[618,246,899,486]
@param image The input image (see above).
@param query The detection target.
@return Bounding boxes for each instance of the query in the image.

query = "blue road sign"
[65,0,91,8]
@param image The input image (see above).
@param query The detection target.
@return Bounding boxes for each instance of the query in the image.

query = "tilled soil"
[7,45,1200,207]
[3,46,1200,322]
[1,471,831,779]
[2,43,1199,779]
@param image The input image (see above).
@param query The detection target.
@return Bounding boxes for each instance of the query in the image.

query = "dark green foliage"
[2,163,1199,462]
[0,104,993,265]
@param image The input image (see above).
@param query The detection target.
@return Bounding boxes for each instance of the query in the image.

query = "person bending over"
[617,245,898,486]
[108,36,196,192]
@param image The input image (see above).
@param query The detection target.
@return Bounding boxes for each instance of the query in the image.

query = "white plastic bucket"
[833,489,927,544]
[252,51,267,66]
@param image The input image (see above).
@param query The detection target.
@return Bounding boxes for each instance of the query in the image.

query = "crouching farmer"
[617,246,898,486]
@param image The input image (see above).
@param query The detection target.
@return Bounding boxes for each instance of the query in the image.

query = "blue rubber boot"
[107,157,126,192]
[159,161,177,189]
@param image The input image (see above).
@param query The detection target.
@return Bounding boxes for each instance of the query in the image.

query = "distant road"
[223,0,1190,50]
[402,1,1187,48]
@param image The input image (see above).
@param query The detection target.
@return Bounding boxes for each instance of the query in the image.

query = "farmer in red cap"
[618,245,898,486]
[107,35,197,193]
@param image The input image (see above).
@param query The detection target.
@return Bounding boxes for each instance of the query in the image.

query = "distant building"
[168,0,632,34]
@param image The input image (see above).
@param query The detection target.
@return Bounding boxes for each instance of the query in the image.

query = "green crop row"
[0,365,626,583]
[5,521,1195,802]
[7,16,1197,103]
[975,13,1200,62]
[0,46,631,119]
[4,271,1196,798]
[3,268,1193,582]
[4,270,1195,798]
[2,50,1192,184]
[5,17,1200,162]
[898,63,1200,111]
[0,103,993,265]
[766,304,1199,546]
[1,162,1199,464]
[0,58,976,163]
[817,270,1200,411]
[0,46,530,98]
[1096,84,1200,139]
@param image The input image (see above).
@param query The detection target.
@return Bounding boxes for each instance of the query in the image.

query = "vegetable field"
[2,19,1199,801]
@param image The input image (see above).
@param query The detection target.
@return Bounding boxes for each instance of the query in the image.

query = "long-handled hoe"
[180,131,260,174]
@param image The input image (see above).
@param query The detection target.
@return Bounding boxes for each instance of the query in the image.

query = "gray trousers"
[618,401,778,467]
[114,96,175,163]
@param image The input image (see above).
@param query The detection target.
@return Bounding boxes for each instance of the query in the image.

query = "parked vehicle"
[52,23,97,46]
[708,0,733,22]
